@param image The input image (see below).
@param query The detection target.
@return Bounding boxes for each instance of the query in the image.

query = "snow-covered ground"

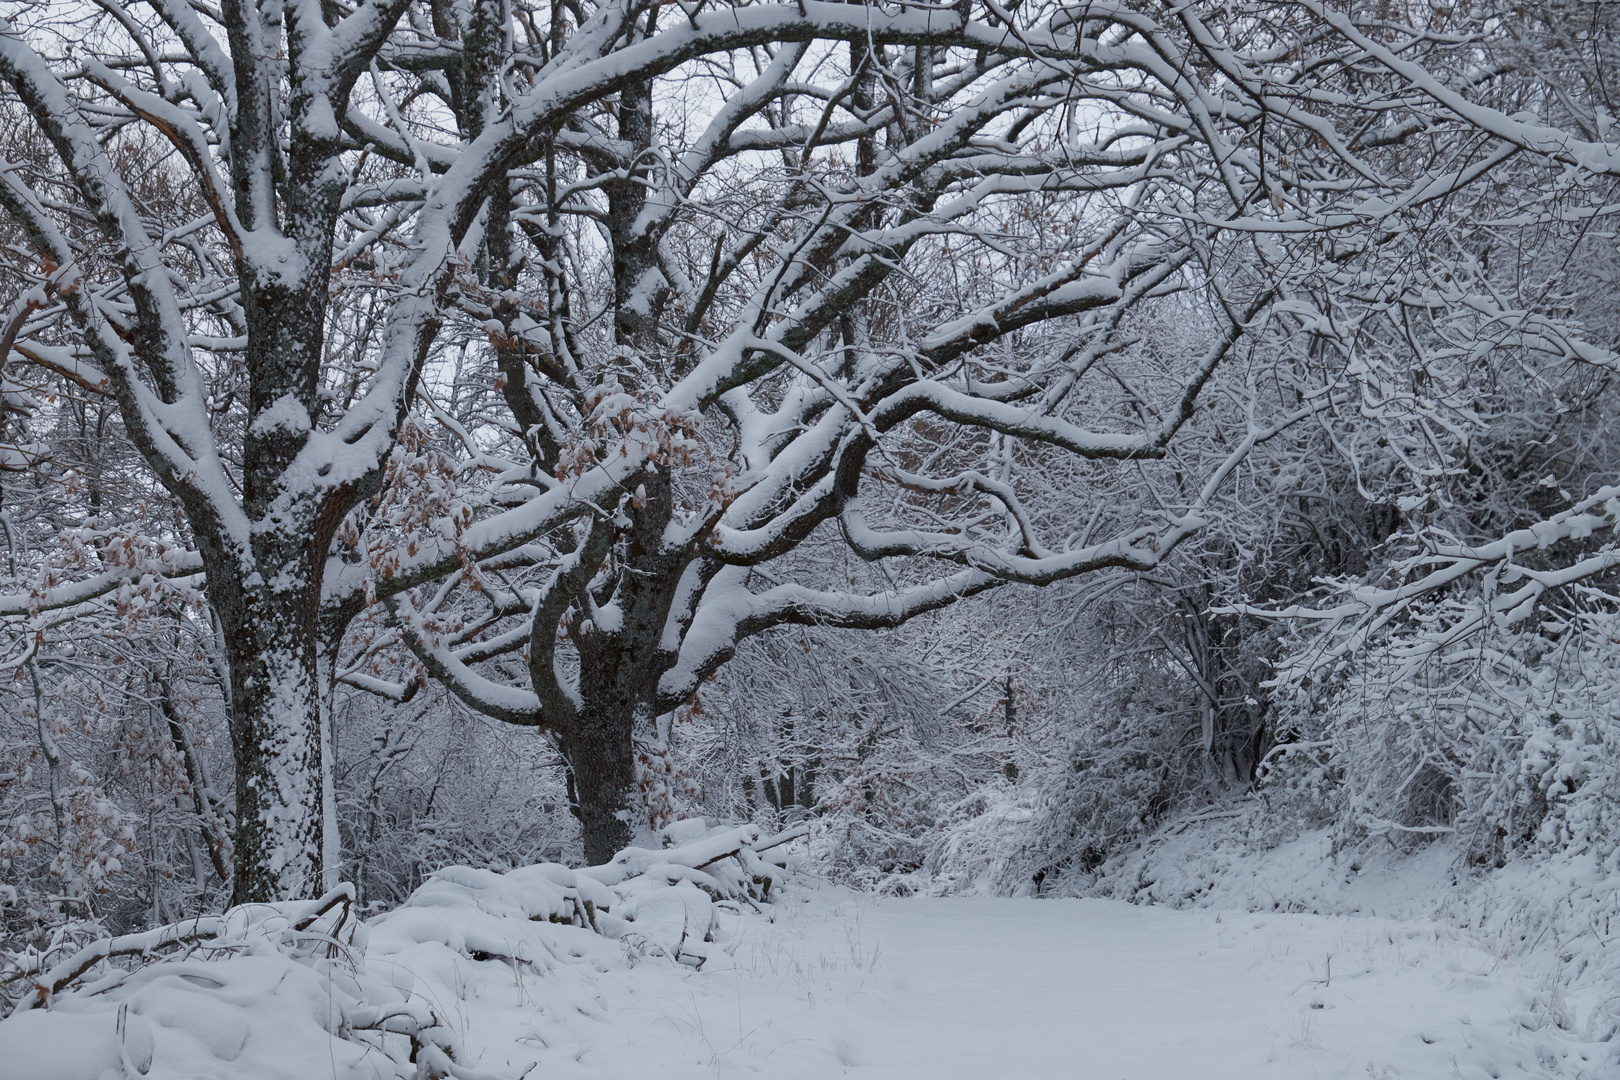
[4,824,1611,1080]
[488,892,1607,1080]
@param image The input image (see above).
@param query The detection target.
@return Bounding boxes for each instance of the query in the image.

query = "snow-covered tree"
[0,0,1545,893]
[373,1,1443,864]
[1195,1,1620,869]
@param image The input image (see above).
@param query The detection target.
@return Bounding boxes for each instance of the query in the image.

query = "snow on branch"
[386,592,547,727]
[0,554,204,618]
[1235,487,1620,680]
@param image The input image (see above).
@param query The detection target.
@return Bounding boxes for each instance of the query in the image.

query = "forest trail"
[508,894,1601,1080]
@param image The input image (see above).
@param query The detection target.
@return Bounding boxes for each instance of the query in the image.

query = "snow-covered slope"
[1059,802,1620,1054]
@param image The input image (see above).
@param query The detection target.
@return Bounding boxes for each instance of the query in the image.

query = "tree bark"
[214,577,326,905]
[564,709,639,866]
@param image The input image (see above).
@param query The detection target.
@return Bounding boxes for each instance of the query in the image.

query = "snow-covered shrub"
[1517,706,1620,860]
[332,687,581,908]
[913,782,1038,894]
[0,821,799,1077]
[1264,598,1620,871]
[0,568,235,942]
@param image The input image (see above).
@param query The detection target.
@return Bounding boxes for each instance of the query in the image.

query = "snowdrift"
[0,821,799,1080]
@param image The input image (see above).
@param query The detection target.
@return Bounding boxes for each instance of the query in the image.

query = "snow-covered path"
[494,895,1600,1080]
[4,885,1605,1080]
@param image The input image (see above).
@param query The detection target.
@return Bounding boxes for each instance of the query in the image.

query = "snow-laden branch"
[20,915,225,1010]
[663,399,1321,705]
[1302,0,1620,177]
[1234,486,1620,679]
[0,552,204,618]
[387,591,547,727]
[0,22,248,554]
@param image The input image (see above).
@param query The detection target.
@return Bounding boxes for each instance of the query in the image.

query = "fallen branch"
[23,916,224,1010]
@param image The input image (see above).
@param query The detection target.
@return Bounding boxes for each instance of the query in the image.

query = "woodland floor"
[466,891,1605,1080]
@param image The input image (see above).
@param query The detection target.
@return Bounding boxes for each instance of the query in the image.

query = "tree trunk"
[317,643,342,892]
[216,581,325,904]
[565,707,639,866]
